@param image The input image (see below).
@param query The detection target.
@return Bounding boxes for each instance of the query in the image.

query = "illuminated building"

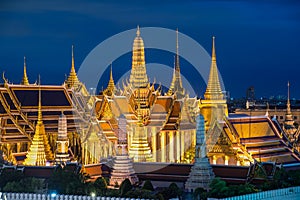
[95,27,197,163]
[0,27,300,171]
[0,46,114,166]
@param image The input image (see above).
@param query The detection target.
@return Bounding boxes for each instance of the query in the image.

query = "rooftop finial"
[176,28,179,57]
[287,81,291,114]
[212,36,216,62]
[136,25,140,37]
[71,45,75,73]
[38,75,42,123]
[21,56,29,85]
[66,45,79,88]
[110,63,113,80]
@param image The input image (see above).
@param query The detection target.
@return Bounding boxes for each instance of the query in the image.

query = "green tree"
[209,178,228,198]
[93,177,107,195]
[142,180,154,191]
[0,169,24,189]
[3,177,44,193]
[125,188,155,199]
[119,178,132,196]
[193,187,207,200]
[160,182,183,199]
[47,166,88,195]
[287,170,300,186]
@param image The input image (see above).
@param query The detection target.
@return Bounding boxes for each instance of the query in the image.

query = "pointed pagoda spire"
[37,80,43,123]
[287,81,291,115]
[21,56,29,85]
[129,26,149,88]
[66,45,80,88]
[175,28,180,72]
[136,25,140,36]
[24,81,54,166]
[167,29,185,98]
[103,64,115,96]
[284,81,297,138]
[204,36,224,100]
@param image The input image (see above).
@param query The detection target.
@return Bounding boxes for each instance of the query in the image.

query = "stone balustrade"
[1,193,149,200]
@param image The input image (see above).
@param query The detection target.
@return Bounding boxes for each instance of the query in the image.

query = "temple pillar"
[176,131,180,162]
[212,155,217,165]
[225,156,229,165]
[160,131,166,162]
[169,131,175,162]
[151,127,157,162]
[84,143,88,165]
[17,143,21,153]
[180,131,185,161]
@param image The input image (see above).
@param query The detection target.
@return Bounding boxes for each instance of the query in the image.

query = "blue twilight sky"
[0,0,300,99]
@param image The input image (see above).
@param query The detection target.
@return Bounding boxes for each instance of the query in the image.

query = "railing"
[217,186,300,200]
[2,193,150,200]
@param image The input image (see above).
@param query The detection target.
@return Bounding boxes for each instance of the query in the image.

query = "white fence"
[2,193,149,200]
[218,186,300,200]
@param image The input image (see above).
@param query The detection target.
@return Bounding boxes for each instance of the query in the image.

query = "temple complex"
[95,27,197,163]
[0,46,114,166]
[0,26,300,177]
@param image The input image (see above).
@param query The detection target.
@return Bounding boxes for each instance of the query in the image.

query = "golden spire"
[287,81,291,115]
[204,36,224,100]
[21,56,29,85]
[284,81,297,137]
[136,25,140,36]
[37,82,43,123]
[66,45,80,88]
[176,28,179,71]
[167,29,185,98]
[24,82,54,166]
[103,64,115,96]
[129,26,149,88]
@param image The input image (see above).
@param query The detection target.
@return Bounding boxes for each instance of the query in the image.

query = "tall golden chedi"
[199,36,228,130]
[24,86,54,166]
[167,29,186,99]
[128,97,152,162]
[55,112,70,164]
[129,26,149,89]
